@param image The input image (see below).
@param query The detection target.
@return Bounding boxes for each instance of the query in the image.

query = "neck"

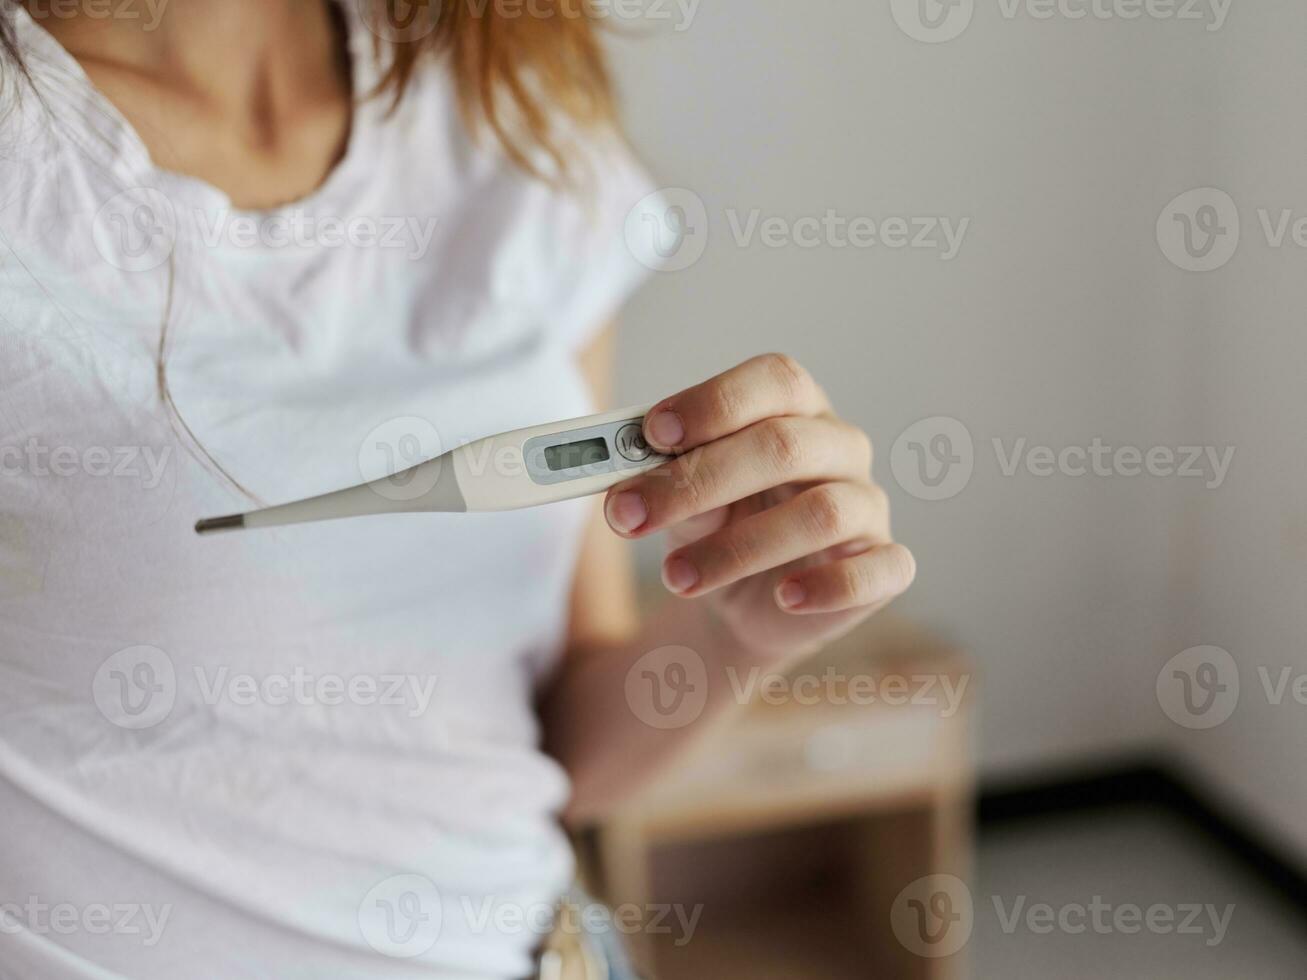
[22,0,342,112]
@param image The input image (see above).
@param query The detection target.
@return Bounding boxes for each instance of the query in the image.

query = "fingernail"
[646,411,684,450]
[606,492,648,534]
[776,580,807,610]
[662,556,700,594]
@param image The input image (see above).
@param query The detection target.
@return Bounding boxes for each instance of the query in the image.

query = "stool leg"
[853,790,973,980]
[595,820,658,977]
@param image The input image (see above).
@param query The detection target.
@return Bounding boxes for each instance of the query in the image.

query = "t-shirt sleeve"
[544,138,663,354]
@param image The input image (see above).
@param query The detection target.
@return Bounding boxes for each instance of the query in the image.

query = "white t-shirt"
[0,3,656,977]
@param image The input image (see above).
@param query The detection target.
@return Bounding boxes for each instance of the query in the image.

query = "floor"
[972,809,1307,979]
[648,808,1307,978]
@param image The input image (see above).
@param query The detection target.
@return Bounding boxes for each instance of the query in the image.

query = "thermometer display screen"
[544,437,610,472]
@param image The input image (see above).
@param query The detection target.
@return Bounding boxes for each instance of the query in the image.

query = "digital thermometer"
[195,405,670,535]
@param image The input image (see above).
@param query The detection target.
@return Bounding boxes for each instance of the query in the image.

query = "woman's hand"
[603,354,915,664]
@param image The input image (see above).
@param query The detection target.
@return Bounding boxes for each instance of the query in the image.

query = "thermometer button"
[615,423,653,462]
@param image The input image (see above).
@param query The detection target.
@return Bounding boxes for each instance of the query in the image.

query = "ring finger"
[774,543,917,614]
[661,481,890,597]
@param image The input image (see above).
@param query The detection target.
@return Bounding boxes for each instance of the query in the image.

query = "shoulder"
[378,55,663,346]
[488,127,662,350]
[0,6,146,214]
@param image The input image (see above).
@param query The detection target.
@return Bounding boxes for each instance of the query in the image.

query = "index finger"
[644,353,831,453]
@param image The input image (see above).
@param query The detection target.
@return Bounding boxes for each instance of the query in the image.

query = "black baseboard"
[977,757,1307,915]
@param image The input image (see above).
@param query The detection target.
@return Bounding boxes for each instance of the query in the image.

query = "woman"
[0,0,914,976]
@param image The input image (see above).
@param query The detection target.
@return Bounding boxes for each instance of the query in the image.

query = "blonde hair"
[372,0,616,175]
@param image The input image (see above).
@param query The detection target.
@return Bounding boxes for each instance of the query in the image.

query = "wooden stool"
[582,614,974,979]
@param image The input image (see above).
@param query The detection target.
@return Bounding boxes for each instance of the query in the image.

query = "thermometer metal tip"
[195,514,246,535]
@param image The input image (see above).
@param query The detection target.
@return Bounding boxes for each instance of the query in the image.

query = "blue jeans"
[557,888,645,980]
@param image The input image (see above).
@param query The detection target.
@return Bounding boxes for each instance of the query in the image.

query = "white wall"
[1164,2,1307,861]
[603,2,1218,776]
